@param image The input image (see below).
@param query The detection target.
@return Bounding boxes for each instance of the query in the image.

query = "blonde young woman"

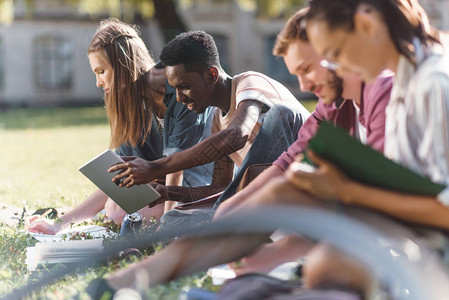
[27,18,214,234]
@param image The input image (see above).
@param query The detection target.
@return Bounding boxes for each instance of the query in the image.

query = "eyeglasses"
[319,31,350,71]
[320,59,341,71]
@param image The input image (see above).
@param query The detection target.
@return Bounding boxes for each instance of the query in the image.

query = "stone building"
[0,0,447,107]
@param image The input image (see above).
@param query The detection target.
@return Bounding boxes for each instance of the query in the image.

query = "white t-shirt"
[353,101,367,144]
[384,39,449,205]
[211,71,307,167]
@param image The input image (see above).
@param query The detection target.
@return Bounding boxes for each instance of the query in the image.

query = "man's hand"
[148,182,169,207]
[108,156,160,187]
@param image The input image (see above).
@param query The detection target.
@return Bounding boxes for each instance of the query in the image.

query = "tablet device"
[79,149,161,214]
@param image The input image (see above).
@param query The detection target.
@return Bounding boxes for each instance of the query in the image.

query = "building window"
[212,34,230,73]
[34,36,73,89]
[265,34,296,84]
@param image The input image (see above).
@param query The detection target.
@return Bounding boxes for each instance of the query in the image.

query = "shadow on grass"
[0,106,108,130]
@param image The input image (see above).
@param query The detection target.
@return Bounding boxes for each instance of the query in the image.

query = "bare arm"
[165,155,234,203]
[109,100,263,187]
[337,180,449,230]
[27,189,108,234]
[59,189,108,226]
[286,151,449,231]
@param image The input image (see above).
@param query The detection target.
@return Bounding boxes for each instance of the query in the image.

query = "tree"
[152,0,187,42]
[0,0,13,24]
[1,0,305,41]
[1,0,187,42]
[237,0,306,19]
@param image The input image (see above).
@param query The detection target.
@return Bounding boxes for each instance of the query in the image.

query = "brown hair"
[88,18,156,148]
[306,0,440,65]
[273,8,310,57]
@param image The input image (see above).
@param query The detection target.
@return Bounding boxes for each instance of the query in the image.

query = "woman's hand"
[285,150,351,200]
[25,216,62,235]
[108,156,160,187]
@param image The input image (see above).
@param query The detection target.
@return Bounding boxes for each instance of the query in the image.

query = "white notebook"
[79,149,161,214]
[28,224,118,243]
[26,239,104,271]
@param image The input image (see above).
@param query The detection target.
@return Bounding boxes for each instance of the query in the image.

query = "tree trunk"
[152,0,188,42]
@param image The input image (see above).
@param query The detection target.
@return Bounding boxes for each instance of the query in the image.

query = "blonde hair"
[273,8,309,57]
[88,18,156,148]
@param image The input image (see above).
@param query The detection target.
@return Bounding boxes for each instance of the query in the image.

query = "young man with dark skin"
[108,30,309,211]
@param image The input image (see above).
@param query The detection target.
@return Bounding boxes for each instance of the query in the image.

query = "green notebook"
[307,122,445,196]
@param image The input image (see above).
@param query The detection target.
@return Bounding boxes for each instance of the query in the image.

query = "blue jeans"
[159,104,306,232]
[159,208,215,232]
[214,104,305,208]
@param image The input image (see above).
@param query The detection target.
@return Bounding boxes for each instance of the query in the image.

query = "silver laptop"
[79,149,161,214]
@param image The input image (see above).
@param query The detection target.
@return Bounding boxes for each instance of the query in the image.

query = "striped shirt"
[384,39,449,205]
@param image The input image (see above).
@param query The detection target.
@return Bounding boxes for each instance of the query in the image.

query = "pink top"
[274,72,393,171]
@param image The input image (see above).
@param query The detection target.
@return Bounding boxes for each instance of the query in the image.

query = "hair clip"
[110,34,135,44]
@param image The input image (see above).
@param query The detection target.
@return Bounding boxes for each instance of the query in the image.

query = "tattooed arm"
[109,100,263,187]
[165,155,234,203]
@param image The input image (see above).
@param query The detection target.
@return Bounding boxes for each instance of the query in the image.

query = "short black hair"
[159,30,221,73]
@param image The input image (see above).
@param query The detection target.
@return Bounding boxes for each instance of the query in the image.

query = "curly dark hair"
[159,30,221,73]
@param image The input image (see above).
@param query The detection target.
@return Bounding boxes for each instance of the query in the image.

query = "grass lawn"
[0,106,110,210]
[0,106,113,299]
[0,101,317,211]
[0,101,316,299]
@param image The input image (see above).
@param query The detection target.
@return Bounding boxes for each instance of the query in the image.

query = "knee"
[303,244,337,289]
[263,104,302,131]
[265,105,293,121]
[238,163,271,191]
[303,243,371,293]
[105,199,126,224]
[248,176,291,205]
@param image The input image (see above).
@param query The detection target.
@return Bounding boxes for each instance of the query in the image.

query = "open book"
[307,122,445,195]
